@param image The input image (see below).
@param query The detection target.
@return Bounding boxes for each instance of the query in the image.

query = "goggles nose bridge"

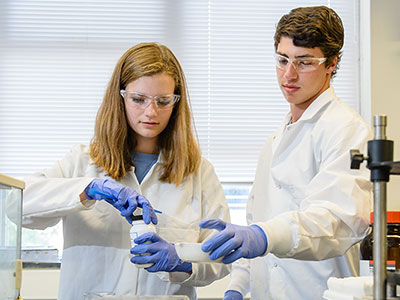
[287,59,299,71]
[144,98,159,109]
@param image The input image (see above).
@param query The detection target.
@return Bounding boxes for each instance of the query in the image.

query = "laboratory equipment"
[83,291,116,300]
[351,115,400,299]
[97,296,189,300]
[0,174,24,300]
[130,215,156,268]
[175,242,221,263]
[361,211,400,271]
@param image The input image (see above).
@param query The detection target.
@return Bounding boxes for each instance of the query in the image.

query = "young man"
[199,6,372,300]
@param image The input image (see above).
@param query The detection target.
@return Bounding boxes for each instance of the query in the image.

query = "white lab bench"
[21,267,235,300]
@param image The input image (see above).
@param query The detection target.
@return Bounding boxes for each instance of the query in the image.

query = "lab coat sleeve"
[166,158,232,286]
[225,259,251,297]
[222,176,260,297]
[22,144,95,229]
[255,118,373,260]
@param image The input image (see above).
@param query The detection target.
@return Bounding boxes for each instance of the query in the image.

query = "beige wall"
[370,0,400,210]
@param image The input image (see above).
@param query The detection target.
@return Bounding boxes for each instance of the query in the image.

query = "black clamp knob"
[350,149,366,170]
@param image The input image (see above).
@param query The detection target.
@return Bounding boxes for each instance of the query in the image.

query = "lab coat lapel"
[271,112,291,155]
[271,87,336,166]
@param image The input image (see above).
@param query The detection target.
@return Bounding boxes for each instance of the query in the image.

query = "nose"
[284,63,299,80]
[143,100,158,116]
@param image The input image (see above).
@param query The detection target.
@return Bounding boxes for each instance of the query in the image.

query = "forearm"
[164,260,231,287]
[257,202,370,260]
[226,259,250,297]
[23,175,94,227]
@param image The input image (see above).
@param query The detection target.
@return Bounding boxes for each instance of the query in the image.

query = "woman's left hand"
[130,232,192,273]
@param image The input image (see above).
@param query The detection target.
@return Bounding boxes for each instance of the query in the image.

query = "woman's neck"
[134,137,159,154]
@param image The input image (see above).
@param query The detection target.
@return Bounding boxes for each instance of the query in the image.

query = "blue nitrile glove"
[130,232,192,273]
[199,218,268,264]
[223,290,243,300]
[84,179,157,225]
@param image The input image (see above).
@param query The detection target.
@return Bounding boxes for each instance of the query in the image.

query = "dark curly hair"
[274,6,344,78]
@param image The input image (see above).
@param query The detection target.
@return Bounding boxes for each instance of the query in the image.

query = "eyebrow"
[129,91,146,96]
[276,52,316,59]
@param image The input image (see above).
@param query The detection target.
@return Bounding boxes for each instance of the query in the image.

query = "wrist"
[80,191,96,208]
[80,191,88,202]
[250,224,268,255]
[173,261,192,273]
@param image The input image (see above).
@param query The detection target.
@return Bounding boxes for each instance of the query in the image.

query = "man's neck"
[290,101,312,123]
[290,84,331,123]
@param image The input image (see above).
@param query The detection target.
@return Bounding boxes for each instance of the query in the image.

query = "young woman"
[22,42,231,300]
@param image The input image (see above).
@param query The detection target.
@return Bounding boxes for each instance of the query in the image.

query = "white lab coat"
[227,87,372,299]
[22,145,231,300]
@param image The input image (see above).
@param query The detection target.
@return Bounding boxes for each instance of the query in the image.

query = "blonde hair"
[90,42,201,185]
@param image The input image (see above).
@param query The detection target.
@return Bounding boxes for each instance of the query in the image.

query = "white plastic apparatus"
[175,242,223,263]
[129,215,156,268]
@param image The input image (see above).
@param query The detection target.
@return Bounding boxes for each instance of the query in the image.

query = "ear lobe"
[327,56,338,74]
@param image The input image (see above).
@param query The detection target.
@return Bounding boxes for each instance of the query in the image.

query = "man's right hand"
[199,218,268,264]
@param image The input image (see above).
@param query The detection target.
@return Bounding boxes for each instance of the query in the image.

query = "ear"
[326,56,338,75]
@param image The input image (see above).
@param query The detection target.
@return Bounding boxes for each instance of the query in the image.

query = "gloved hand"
[199,218,268,264]
[223,290,243,300]
[84,179,157,225]
[130,232,192,273]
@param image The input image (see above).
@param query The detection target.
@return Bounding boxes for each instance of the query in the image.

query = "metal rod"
[374,115,387,140]
[373,182,387,300]
[373,115,388,300]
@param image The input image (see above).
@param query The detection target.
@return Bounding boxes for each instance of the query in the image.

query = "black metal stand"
[351,115,400,299]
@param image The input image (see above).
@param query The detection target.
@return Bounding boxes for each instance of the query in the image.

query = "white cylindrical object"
[129,215,156,268]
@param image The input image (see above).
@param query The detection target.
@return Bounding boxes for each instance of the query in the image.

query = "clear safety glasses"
[120,90,180,110]
[274,53,327,73]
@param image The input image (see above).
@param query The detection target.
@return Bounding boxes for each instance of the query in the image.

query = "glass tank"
[0,174,24,300]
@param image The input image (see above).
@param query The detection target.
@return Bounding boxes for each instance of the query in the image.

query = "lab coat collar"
[130,151,164,168]
[128,151,163,186]
[287,86,336,124]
